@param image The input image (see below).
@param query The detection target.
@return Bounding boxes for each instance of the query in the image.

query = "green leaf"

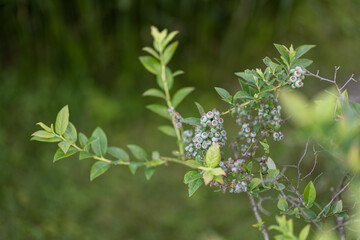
[205,143,221,168]
[91,127,108,157]
[331,200,343,214]
[36,122,52,132]
[266,169,280,180]
[79,133,88,149]
[188,178,203,197]
[58,140,72,154]
[214,87,232,102]
[139,56,161,75]
[182,117,201,126]
[238,78,249,94]
[184,170,202,184]
[146,104,171,120]
[90,161,111,181]
[303,181,316,207]
[127,144,148,162]
[31,130,56,139]
[158,125,176,137]
[194,102,205,114]
[292,58,313,68]
[63,122,77,143]
[260,140,270,154]
[53,147,78,162]
[210,168,226,176]
[108,147,129,162]
[294,45,315,59]
[79,151,94,160]
[299,225,310,240]
[129,162,143,174]
[163,41,178,64]
[274,44,289,64]
[55,105,69,135]
[143,88,166,99]
[162,30,179,49]
[147,159,165,167]
[266,157,277,170]
[250,178,261,190]
[173,70,184,77]
[145,166,156,180]
[233,90,252,101]
[30,136,62,142]
[185,160,204,168]
[302,208,317,220]
[142,47,160,59]
[172,87,195,108]
[277,198,288,211]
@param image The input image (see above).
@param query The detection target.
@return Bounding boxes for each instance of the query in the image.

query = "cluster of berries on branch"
[289,66,306,88]
[184,109,227,159]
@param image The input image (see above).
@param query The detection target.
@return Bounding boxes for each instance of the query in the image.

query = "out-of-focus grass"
[1,0,360,239]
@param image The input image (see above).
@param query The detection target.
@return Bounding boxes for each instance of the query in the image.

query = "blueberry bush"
[31,27,360,240]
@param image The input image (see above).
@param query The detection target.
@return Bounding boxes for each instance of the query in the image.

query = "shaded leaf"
[163,41,178,64]
[194,102,205,114]
[146,104,171,120]
[139,56,161,75]
[294,45,315,59]
[127,145,148,162]
[108,147,129,162]
[64,122,77,143]
[91,127,108,157]
[188,178,203,197]
[158,125,176,137]
[55,105,69,135]
[142,47,160,59]
[36,122,52,132]
[143,88,166,99]
[303,181,316,207]
[90,161,111,181]
[145,166,156,180]
[205,143,221,168]
[79,151,94,160]
[214,87,232,102]
[184,170,202,184]
[129,162,143,174]
[53,147,78,162]
[58,140,72,154]
[172,87,195,108]
[31,130,56,139]
[182,117,201,126]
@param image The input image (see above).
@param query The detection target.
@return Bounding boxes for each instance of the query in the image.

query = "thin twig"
[247,193,270,240]
[297,140,309,188]
[316,176,353,221]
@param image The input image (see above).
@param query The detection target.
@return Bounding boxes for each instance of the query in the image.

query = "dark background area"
[1,0,359,239]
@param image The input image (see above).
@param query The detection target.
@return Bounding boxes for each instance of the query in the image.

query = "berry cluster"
[235,101,284,146]
[168,107,183,128]
[210,158,250,193]
[257,155,268,172]
[184,109,227,159]
[273,131,284,141]
[289,66,306,88]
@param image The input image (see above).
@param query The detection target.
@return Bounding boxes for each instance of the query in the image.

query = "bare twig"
[297,140,309,188]
[301,145,318,182]
[247,193,270,240]
[316,176,353,221]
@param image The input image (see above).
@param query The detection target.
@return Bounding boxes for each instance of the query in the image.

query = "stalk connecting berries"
[168,107,183,128]
[184,109,227,159]
[289,66,306,88]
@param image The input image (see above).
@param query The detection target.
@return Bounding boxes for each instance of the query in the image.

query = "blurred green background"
[1,0,360,239]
